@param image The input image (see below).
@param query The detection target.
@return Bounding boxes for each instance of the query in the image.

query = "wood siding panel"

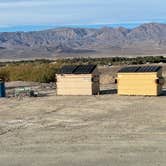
[56,74,97,95]
[117,72,162,96]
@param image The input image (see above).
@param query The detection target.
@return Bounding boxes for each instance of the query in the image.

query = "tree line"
[0,56,166,83]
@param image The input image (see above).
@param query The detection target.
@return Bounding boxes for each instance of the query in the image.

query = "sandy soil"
[0,81,166,166]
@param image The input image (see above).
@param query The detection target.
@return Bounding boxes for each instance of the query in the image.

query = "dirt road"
[0,87,166,166]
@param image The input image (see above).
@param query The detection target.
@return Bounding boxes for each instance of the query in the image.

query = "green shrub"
[0,63,58,83]
[0,69,10,81]
[0,56,165,83]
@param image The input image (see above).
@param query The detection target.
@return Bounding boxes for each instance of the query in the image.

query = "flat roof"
[118,66,162,73]
[60,64,97,74]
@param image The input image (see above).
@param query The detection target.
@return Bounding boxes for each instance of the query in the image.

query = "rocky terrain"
[1,23,166,59]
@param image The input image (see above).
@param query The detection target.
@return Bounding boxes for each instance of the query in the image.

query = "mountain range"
[1,23,166,59]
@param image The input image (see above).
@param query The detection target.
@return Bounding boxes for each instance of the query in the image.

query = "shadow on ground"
[7,86,30,90]
[100,89,117,95]
[100,89,166,96]
[161,89,166,96]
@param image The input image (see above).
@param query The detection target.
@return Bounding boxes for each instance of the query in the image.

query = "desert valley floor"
[0,81,166,166]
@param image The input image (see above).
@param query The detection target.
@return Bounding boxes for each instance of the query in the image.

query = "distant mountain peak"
[1,23,166,59]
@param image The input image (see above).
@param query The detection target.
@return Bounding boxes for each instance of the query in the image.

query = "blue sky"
[0,0,166,31]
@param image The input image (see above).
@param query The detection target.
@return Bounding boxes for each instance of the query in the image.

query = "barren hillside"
[1,23,166,59]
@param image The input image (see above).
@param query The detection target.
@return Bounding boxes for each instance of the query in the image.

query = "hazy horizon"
[0,0,166,32]
[1,21,166,32]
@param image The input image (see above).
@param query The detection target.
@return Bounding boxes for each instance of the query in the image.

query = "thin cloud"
[0,0,165,27]
[0,1,51,8]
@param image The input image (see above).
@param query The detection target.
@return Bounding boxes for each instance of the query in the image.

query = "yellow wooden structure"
[117,66,164,96]
[56,65,100,95]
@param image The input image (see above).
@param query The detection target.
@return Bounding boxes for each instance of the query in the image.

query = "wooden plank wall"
[117,71,162,96]
[56,74,93,95]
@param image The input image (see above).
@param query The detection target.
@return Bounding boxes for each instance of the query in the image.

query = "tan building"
[56,65,100,95]
[117,66,164,96]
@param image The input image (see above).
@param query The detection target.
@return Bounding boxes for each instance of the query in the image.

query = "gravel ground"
[0,83,166,166]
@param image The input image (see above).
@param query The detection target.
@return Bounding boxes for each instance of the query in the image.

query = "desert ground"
[0,66,166,166]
